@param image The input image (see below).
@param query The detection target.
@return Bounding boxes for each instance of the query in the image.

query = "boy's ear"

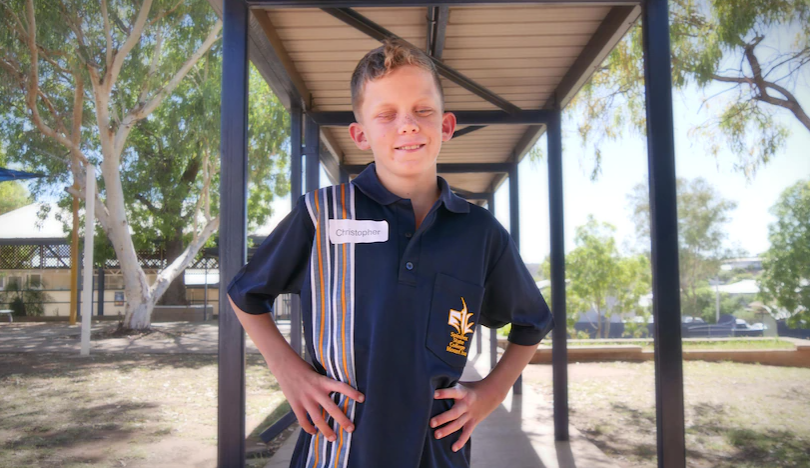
[349,122,371,151]
[440,112,457,142]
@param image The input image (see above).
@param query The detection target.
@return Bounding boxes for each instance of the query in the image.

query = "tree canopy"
[758,179,810,326]
[627,177,743,320]
[572,0,809,181]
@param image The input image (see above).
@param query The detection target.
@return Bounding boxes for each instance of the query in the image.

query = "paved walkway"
[0,321,619,467]
[265,338,620,468]
[0,320,290,355]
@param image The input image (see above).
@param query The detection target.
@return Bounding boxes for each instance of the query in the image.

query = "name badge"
[329,219,389,244]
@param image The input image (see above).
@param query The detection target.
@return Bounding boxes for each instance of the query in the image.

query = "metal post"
[641,0,687,465]
[487,194,498,371]
[76,243,83,320]
[204,262,209,321]
[97,267,105,317]
[548,109,569,441]
[290,105,303,358]
[218,0,249,465]
[508,163,522,395]
[305,115,320,192]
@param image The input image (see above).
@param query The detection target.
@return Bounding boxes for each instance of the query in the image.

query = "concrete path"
[0,320,291,355]
[264,338,620,468]
[0,321,619,467]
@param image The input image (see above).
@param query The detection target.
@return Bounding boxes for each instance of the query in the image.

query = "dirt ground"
[0,352,295,468]
[522,360,810,468]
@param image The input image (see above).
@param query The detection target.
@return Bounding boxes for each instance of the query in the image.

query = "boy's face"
[348,65,456,179]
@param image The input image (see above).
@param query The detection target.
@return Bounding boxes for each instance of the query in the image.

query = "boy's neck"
[374,163,441,227]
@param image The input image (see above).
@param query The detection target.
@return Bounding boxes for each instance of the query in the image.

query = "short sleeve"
[479,231,555,346]
[226,194,314,315]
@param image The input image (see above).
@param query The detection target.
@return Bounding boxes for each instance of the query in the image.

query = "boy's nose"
[397,115,420,134]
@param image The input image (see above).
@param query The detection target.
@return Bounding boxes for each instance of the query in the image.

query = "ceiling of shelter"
[246,3,640,198]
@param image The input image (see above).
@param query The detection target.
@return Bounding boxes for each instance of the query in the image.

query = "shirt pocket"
[425,273,485,370]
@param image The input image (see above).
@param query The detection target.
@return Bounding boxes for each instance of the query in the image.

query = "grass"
[523,360,810,468]
[0,352,292,468]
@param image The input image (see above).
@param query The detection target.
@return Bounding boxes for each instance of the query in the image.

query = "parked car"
[683,315,764,338]
[732,318,765,337]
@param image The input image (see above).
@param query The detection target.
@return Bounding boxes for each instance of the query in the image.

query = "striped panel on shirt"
[304,183,358,468]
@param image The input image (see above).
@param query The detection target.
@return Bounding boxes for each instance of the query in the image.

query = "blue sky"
[492,81,810,264]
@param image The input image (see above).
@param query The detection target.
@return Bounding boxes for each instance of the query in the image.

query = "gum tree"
[0,0,221,328]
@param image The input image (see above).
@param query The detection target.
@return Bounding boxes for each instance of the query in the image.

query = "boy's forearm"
[227,294,304,377]
[478,340,539,400]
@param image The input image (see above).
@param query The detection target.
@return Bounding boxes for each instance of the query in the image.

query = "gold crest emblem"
[446,297,475,356]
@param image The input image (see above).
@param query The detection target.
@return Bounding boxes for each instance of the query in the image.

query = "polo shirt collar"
[352,162,470,214]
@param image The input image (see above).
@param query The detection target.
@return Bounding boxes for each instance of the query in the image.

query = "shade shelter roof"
[213,1,687,466]
[0,167,45,182]
[211,1,639,201]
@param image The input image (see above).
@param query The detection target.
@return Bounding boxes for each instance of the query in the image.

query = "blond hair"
[350,38,444,119]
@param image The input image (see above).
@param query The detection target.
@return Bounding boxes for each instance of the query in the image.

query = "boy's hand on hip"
[430,380,504,452]
[275,356,364,442]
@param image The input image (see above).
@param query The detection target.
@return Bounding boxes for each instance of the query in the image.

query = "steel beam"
[642,0,686,465]
[426,6,449,58]
[290,105,303,359]
[321,8,521,114]
[218,0,249,465]
[305,116,321,192]
[547,109,569,441]
[308,110,552,127]
[546,6,639,109]
[452,125,487,139]
[486,193,498,371]
[508,164,523,396]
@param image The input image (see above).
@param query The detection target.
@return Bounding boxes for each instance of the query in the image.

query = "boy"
[227,38,554,468]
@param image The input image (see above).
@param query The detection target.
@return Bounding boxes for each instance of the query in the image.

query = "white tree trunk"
[8,0,223,331]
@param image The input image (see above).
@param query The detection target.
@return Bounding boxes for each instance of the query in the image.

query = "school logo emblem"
[446,297,475,357]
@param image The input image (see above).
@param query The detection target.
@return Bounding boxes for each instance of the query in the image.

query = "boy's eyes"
[376,109,433,119]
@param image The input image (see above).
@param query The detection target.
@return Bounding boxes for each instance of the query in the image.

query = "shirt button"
[405,262,414,270]
[404,232,412,238]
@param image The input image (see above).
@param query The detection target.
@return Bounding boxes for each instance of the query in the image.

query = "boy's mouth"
[395,144,425,151]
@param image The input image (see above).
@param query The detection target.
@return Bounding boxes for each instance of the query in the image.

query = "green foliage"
[758,179,810,327]
[0,144,33,215]
[695,288,752,323]
[0,1,290,276]
[570,0,810,181]
[542,215,651,339]
[627,176,745,320]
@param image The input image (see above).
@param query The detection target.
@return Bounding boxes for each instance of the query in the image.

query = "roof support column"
[486,193,498,371]
[218,0,249,465]
[290,105,303,359]
[508,163,522,396]
[305,115,320,192]
[641,0,687,465]
[547,109,569,441]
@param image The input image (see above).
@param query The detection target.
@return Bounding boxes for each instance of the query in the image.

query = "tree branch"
[134,193,159,214]
[106,0,154,91]
[100,0,113,70]
[115,19,222,157]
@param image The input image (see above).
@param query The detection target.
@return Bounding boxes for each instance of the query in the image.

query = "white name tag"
[329,219,389,244]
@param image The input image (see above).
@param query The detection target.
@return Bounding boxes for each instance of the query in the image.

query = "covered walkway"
[213,1,687,467]
[264,340,620,468]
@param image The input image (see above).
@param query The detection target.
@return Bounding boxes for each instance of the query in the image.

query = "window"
[7,276,22,289]
[29,274,43,289]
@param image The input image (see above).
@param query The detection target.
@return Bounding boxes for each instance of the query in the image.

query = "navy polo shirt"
[227,162,554,468]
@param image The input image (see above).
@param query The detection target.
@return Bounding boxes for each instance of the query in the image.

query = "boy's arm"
[227,294,365,441]
[476,341,538,400]
[227,293,304,377]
